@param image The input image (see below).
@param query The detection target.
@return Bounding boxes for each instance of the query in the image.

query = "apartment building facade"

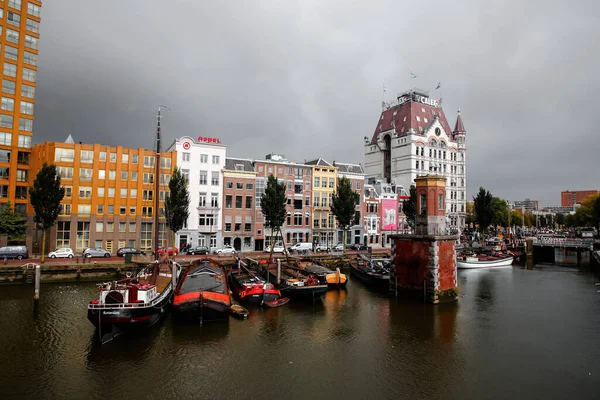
[305,158,337,248]
[253,154,312,250]
[222,157,255,252]
[29,138,175,253]
[167,136,226,250]
[0,0,42,214]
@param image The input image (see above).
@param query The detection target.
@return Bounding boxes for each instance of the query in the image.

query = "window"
[142,207,153,217]
[98,169,106,179]
[132,154,138,164]
[3,80,16,95]
[78,205,91,215]
[198,214,216,226]
[109,170,116,180]
[140,223,152,251]
[4,62,17,77]
[25,35,37,50]
[7,11,20,27]
[22,68,36,82]
[211,171,219,185]
[130,206,136,215]
[235,196,242,209]
[246,183,253,190]
[17,134,31,148]
[120,188,127,197]
[234,223,241,232]
[15,185,27,199]
[63,186,72,198]
[198,192,207,207]
[108,188,115,197]
[6,29,19,44]
[131,171,137,181]
[143,190,153,200]
[245,196,252,209]
[212,155,220,164]
[225,195,232,208]
[9,1,23,10]
[19,118,33,132]
[1,97,14,111]
[56,166,73,179]
[122,153,129,163]
[26,18,40,33]
[143,173,154,184]
[98,187,104,197]
[78,186,91,198]
[121,171,128,180]
[200,154,208,163]
[211,193,218,208]
[28,2,41,17]
[4,46,18,61]
[182,152,190,162]
[294,214,303,226]
[225,223,231,232]
[79,168,92,181]
[58,204,71,215]
[438,194,444,210]
[143,156,154,167]
[199,170,207,185]
[97,205,103,214]
[56,222,70,249]
[236,182,243,189]
[161,157,171,169]
[305,196,310,206]
[129,223,136,232]
[420,194,427,216]
[119,222,126,232]
[160,174,170,185]
[329,178,335,188]
[245,223,252,232]
[80,150,93,163]
[181,169,189,181]
[96,222,104,233]
[314,177,320,187]
[106,222,114,232]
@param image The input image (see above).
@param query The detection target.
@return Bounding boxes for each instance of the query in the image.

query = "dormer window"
[235,164,244,171]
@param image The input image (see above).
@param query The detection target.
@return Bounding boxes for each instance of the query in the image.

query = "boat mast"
[154,106,164,261]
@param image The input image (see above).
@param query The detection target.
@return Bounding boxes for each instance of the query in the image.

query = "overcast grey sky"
[34,0,599,206]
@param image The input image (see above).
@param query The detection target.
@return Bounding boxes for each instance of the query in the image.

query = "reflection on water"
[1,265,599,399]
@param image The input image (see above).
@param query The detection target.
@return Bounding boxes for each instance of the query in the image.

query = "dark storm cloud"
[34,0,600,206]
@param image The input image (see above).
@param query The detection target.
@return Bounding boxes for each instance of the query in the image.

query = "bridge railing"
[532,237,594,247]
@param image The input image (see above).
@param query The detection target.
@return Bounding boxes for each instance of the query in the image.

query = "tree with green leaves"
[403,184,416,229]
[465,201,476,227]
[164,167,190,257]
[330,177,359,251]
[574,193,600,230]
[473,187,493,241]
[29,162,65,262]
[491,197,509,231]
[261,175,287,261]
[555,213,565,228]
[0,202,26,241]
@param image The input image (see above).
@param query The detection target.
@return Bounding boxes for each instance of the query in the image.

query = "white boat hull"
[457,257,514,269]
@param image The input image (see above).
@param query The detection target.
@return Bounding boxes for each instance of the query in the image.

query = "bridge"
[528,237,596,265]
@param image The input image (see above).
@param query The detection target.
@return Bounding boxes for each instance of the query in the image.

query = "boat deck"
[138,265,172,294]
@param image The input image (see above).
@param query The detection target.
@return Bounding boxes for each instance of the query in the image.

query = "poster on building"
[381,199,398,231]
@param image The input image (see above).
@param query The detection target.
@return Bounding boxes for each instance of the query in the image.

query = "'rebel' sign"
[397,93,440,108]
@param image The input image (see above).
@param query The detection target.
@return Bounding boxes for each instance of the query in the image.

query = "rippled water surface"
[1,262,599,400]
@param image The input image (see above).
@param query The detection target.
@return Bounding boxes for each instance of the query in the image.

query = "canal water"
[1,259,598,399]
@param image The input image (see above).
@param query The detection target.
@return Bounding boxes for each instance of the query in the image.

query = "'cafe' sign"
[197,137,222,144]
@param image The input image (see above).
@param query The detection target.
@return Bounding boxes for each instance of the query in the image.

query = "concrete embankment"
[0,250,391,284]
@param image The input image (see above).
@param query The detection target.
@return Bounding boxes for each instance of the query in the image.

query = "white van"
[290,242,313,252]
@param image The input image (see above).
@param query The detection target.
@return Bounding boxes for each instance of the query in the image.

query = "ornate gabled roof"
[454,109,466,134]
[370,100,453,144]
[336,162,364,175]
[224,157,254,172]
[304,158,333,167]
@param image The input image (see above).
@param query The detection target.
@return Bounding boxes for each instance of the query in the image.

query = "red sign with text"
[197,137,221,144]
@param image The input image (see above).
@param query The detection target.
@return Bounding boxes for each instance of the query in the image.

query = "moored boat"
[259,260,328,300]
[228,262,284,306]
[87,260,180,344]
[456,253,514,269]
[350,254,390,289]
[173,259,231,322]
[295,259,347,288]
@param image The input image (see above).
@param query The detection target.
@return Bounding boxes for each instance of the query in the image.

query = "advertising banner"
[381,199,398,231]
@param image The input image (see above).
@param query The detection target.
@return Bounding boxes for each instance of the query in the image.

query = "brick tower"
[390,175,458,303]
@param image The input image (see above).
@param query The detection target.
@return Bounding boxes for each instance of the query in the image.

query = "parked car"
[264,242,288,254]
[290,242,313,253]
[116,247,145,257]
[350,243,371,251]
[186,246,209,255]
[213,245,236,256]
[332,243,344,251]
[0,245,28,260]
[48,248,74,259]
[157,247,178,256]
[83,248,111,258]
[313,244,330,252]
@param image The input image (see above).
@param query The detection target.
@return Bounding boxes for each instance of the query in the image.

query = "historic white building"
[364,88,467,231]
[167,136,226,249]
